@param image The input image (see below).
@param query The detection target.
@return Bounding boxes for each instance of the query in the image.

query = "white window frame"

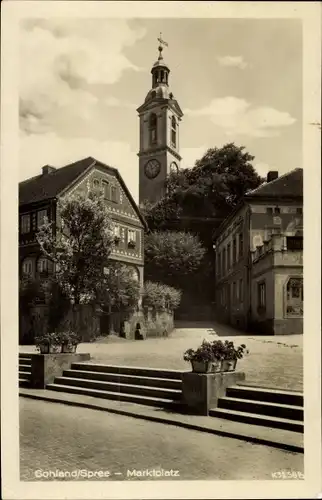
[37,210,48,229]
[127,229,136,244]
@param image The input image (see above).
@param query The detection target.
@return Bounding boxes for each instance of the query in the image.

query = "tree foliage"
[143,281,182,311]
[37,190,115,305]
[144,230,206,287]
[143,143,264,232]
[98,262,141,313]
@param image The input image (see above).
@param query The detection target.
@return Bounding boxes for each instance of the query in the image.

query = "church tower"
[137,35,183,205]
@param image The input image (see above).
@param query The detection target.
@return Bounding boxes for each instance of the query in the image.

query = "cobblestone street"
[20,322,303,391]
[20,398,303,481]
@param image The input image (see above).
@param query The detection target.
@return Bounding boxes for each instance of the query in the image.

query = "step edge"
[65,370,182,383]
[211,408,304,425]
[46,384,178,403]
[72,363,185,374]
[53,377,182,393]
[220,396,303,410]
[233,385,303,396]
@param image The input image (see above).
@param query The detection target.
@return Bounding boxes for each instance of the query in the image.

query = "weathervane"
[157,32,168,59]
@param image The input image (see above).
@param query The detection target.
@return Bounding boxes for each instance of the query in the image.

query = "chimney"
[42,165,56,175]
[267,171,278,183]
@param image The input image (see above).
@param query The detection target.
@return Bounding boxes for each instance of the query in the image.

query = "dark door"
[100,314,111,335]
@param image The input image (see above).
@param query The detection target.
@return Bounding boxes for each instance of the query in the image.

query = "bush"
[142,281,182,311]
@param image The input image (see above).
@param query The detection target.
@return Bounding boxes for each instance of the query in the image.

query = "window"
[287,236,303,251]
[93,179,100,191]
[239,279,243,302]
[20,214,31,234]
[171,116,177,148]
[114,225,121,238]
[222,247,226,275]
[232,282,237,303]
[266,207,273,214]
[274,207,280,214]
[239,233,244,258]
[286,278,303,316]
[37,210,47,229]
[227,243,231,270]
[111,185,118,203]
[258,282,266,309]
[22,258,34,277]
[127,229,136,246]
[217,252,222,277]
[102,180,110,199]
[232,237,237,264]
[296,207,303,214]
[149,113,157,144]
[37,257,49,274]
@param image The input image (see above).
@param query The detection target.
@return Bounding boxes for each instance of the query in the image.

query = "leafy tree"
[144,230,206,288]
[37,190,115,306]
[98,262,141,313]
[143,281,182,311]
[144,143,264,233]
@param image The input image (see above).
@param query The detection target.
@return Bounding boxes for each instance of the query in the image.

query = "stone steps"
[210,384,304,434]
[227,385,303,406]
[210,408,303,434]
[46,383,181,409]
[46,362,183,409]
[19,354,32,387]
[64,369,182,390]
[71,362,183,380]
[51,376,182,401]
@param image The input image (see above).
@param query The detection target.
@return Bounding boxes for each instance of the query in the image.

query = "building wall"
[215,204,250,329]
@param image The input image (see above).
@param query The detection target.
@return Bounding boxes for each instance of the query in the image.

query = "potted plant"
[57,331,80,353]
[183,340,220,373]
[35,332,61,354]
[220,341,248,372]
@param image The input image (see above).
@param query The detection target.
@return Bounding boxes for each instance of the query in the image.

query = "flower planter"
[221,359,237,372]
[61,344,77,353]
[211,360,222,373]
[191,360,213,373]
[39,344,61,354]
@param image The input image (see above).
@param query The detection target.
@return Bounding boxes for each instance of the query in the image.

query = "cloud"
[19,132,139,202]
[104,97,136,109]
[19,19,146,136]
[181,146,209,169]
[217,55,248,70]
[185,97,296,138]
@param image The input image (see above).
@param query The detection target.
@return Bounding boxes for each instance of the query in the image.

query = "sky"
[19,17,302,202]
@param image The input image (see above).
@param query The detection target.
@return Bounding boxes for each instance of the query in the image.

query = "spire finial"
[157,32,168,60]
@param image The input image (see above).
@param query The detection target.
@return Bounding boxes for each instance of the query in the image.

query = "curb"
[19,391,303,454]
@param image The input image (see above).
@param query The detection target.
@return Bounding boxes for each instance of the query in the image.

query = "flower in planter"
[183,340,217,363]
[219,340,248,360]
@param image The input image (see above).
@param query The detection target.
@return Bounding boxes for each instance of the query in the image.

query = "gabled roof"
[19,156,148,230]
[246,168,303,199]
[213,167,303,241]
[19,157,95,205]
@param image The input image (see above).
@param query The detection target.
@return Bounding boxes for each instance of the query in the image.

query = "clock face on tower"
[144,159,161,179]
[170,161,179,174]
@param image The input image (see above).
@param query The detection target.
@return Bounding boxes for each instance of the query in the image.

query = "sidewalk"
[19,387,303,454]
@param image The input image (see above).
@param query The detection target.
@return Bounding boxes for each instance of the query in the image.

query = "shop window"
[286,278,303,316]
[287,236,303,251]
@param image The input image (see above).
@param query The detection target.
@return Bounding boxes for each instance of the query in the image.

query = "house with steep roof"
[213,168,303,335]
[19,157,148,343]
